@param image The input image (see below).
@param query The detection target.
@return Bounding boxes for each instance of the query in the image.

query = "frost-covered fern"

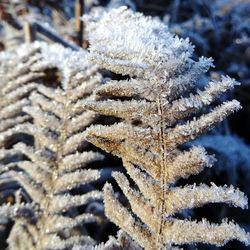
[0,44,49,246]
[0,44,62,228]
[0,42,61,150]
[84,7,250,250]
[0,42,104,249]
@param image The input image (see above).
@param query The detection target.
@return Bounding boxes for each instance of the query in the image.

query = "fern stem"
[156,96,169,250]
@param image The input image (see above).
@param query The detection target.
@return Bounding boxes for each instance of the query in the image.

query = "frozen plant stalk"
[84,7,250,250]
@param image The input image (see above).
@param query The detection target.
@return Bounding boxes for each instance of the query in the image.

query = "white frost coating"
[50,191,103,213]
[30,41,98,89]
[83,6,250,250]
[0,40,103,249]
[0,41,98,90]
[86,7,195,79]
[60,151,104,172]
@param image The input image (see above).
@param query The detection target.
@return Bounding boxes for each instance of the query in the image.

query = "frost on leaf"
[84,7,250,250]
[0,42,104,250]
[0,43,59,150]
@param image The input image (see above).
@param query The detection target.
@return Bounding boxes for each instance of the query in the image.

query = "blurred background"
[0,1,250,249]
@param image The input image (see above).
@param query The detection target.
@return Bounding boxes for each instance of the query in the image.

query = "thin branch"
[75,0,85,47]
[34,22,80,50]
[24,22,36,43]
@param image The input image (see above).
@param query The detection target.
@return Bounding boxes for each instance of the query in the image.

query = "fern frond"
[0,43,104,249]
[85,7,250,249]
[0,43,59,150]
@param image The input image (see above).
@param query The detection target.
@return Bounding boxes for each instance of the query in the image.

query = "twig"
[75,0,84,47]
[24,22,36,43]
[1,15,80,50]
[33,22,80,51]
